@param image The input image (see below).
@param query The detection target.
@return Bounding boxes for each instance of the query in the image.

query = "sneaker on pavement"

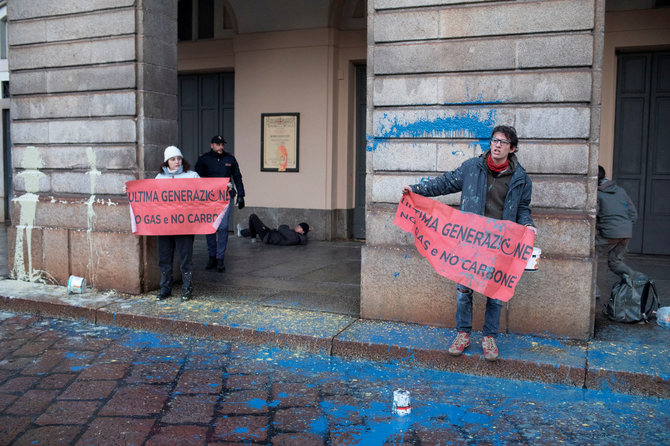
[156,291,171,301]
[205,256,216,270]
[482,336,499,361]
[181,288,193,302]
[448,331,470,356]
[217,259,225,272]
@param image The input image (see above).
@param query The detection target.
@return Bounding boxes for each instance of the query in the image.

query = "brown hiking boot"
[448,331,470,356]
[482,336,499,361]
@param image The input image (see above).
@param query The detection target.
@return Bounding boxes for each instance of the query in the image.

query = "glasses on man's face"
[490,138,511,147]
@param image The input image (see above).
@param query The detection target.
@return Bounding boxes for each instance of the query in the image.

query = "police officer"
[195,135,245,272]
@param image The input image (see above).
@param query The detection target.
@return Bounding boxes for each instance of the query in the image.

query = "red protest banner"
[394,192,535,302]
[126,178,231,236]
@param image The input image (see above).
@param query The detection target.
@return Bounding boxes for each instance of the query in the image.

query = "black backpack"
[606,273,659,323]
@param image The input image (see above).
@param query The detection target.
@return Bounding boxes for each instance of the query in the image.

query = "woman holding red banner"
[155,146,200,302]
[402,125,536,362]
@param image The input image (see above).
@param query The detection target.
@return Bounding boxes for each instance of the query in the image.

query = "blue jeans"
[206,204,231,260]
[455,285,503,338]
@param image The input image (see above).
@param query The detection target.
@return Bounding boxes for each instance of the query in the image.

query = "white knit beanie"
[163,146,183,162]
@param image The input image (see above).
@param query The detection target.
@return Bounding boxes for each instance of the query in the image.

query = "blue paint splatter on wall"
[368,108,498,152]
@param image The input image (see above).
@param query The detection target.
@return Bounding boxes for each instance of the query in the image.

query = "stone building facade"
[362,0,601,339]
[6,0,669,339]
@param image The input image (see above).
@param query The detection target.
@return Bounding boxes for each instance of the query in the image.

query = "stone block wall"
[8,0,177,293]
[362,0,604,339]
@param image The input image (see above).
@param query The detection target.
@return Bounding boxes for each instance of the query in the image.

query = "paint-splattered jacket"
[409,151,534,227]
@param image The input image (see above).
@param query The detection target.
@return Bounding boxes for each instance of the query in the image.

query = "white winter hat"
[163,146,183,162]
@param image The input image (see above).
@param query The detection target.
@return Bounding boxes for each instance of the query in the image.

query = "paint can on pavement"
[392,389,411,416]
[67,275,86,294]
[524,247,541,271]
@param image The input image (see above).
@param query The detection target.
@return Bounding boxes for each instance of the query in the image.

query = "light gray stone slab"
[11,122,49,144]
[360,245,456,329]
[516,143,589,175]
[10,71,47,96]
[374,38,514,73]
[436,143,478,171]
[13,146,137,170]
[10,65,137,95]
[518,34,594,69]
[11,37,135,70]
[515,107,591,139]
[52,172,135,195]
[374,71,592,106]
[370,173,460,205]
[437,71,592,105]
[373,76,438,106]
[10,9,135,45]
[48,119,137,144]
[7,20,46,45]
[531,177,588,209]
[437,0,594,39]
[374,10,439,42]
[375,0,490,9]
[13,92,136,120]
[372,141,437,171]
[365,205,414,246]
[9,0,135,20]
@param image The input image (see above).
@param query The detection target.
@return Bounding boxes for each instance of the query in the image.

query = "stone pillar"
[362,0,604,339]
[8,0,177,294]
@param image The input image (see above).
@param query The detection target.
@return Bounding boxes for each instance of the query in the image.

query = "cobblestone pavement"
[0,312,668,446]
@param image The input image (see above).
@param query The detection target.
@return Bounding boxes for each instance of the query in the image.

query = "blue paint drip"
[368,109,498,152]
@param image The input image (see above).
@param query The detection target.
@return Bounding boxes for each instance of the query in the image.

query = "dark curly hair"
[490,125,519,150]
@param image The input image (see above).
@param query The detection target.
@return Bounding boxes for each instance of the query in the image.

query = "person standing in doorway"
[402,125,536,361]
[195,135,246,272]
[596,165,638,279]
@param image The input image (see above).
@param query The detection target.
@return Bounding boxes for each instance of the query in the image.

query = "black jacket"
[195,150,245,197]
[264,225,308,246]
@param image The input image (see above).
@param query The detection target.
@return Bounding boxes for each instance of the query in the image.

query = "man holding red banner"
[402,125,536,361]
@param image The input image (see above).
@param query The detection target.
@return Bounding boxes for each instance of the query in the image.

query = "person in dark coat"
[239,214,310,246]
[402,125,536,362]
[596,165,638,278]
[194,135,245,272]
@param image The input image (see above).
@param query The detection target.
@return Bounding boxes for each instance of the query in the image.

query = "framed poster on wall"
[261,113,299,172]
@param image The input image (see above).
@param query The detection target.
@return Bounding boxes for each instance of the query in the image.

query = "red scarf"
[487,154,509,173]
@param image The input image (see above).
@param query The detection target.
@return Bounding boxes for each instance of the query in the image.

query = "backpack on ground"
[606,273,659,323]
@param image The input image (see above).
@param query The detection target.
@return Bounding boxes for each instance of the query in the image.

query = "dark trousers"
[205,203,230,260]
[158,234,194,295]
[241,214,270,240]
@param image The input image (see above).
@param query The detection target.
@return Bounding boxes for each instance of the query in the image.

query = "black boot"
[217,259,225,272]
[181,272,193,301]
[158,271,172,301]
[205,256,216,270]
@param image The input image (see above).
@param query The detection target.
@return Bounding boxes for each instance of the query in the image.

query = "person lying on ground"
[238,213,311,246]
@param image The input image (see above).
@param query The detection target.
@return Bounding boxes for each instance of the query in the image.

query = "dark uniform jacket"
[195,150,245,197]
